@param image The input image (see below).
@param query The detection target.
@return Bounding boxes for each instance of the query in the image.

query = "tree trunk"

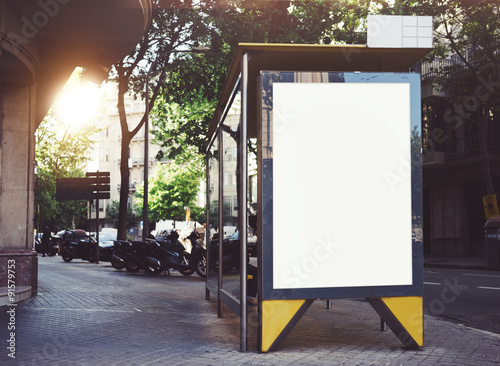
[117,70,131,241]
[118,134,131,240]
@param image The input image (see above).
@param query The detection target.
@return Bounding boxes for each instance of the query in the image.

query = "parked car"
[98,231,116,245]
[155,229,174,241]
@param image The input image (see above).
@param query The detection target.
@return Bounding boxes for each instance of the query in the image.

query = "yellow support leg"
[260,299,313,352]
[368,296,423,349]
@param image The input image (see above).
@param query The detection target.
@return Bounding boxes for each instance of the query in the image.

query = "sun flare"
[54,69,103,130]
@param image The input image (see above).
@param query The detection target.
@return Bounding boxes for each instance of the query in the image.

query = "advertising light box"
[260,72,423,300]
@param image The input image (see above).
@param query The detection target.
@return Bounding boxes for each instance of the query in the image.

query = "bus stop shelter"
[205,43,430,353]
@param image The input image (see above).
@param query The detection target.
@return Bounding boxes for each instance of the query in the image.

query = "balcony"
[424,134,500,164]
[132,133,145,141]
[446,135,500,162]
[117,183,137,192]
[411,47,479,81]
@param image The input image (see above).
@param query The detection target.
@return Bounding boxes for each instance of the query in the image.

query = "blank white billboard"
[272,82,413,289]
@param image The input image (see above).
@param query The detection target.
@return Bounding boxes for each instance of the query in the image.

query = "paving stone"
[0,257,499,365]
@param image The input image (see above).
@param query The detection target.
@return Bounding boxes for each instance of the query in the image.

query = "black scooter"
[60,230,97,263]
[123,240,160,273]
[110,240,131,269]
[149,230,207,277]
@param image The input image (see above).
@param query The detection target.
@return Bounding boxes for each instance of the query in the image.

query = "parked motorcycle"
[60,229,98,263]
[123,240,162,273]
[110,240,131,269]
[148,229,207,277]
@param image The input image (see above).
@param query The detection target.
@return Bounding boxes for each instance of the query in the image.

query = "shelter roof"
[208,43,430,140]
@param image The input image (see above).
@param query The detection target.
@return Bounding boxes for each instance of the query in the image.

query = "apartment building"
[87,83,164,234]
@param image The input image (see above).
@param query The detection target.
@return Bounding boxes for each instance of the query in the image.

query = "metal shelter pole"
[240,51,249,352]
[218,126,224,318]
[96,171,100,263]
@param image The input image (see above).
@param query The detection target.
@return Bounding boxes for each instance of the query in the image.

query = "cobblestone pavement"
[1,256,500,365]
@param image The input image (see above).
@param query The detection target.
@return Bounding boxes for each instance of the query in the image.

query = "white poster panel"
[272,82,413,289]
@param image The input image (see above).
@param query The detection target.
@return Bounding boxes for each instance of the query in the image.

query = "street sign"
[56,184,111,194]
[483,194,499,220]
[55,192,110,200]
[55,172,111,264]
[56,173,111,200]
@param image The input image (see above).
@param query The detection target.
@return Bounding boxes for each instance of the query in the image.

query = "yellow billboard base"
[260,296,423,352]
[368,296,423,350]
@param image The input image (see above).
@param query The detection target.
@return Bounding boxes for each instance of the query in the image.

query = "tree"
[433,1,500,196]
[110,0,211,240]
[381,1,500,196]
[151,0,376,158]
[105,200,140,229]
[35,115,100,231]
[134,157,204,223]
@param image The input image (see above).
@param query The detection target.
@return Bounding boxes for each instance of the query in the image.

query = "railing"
[446,134,500,161]
[117,157,156,166]
[412,47,479,81]
[117,183,137,191]
[450,47,479,68]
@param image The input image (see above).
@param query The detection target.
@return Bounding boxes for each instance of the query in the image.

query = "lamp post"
[143,46,209,240]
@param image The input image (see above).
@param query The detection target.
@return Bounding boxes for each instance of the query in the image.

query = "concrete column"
[0,82,38,300]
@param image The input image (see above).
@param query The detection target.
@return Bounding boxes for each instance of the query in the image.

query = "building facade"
[87,83,164,238]
[418,52,500,257]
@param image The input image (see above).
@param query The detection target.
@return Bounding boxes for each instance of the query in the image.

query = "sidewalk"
[424,256,489,270]
[1,256,499,365]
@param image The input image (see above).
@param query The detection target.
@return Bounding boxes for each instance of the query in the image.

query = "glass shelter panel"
[247,137,258,299]
[207,135,219,287]
[221,90,242,303]
[260,71,423,301]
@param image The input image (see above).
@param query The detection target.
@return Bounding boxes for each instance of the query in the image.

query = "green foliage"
[105,200,140,229]
[135,157,204,223]
[151,0,378,158]
[378,0,500,195]
[189,205,206,223]
[110,0,214,239]
[35,109,102,231]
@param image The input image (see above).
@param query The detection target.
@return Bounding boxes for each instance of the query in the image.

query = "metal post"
[218,126,224,319]
[143,86,149,240]
[205,151,211,301]
[95,172,100,263]
[380,317,387,331]
[240,51,249,352]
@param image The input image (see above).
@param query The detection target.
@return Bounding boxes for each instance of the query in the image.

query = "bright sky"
[54,67,103,130]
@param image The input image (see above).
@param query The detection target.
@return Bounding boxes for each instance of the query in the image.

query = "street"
[424,267,500,334]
